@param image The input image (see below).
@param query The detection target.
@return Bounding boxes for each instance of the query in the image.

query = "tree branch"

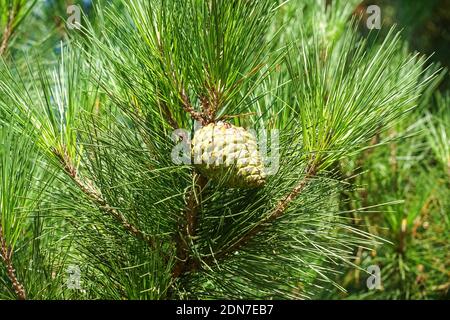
[0,4,18,56]
[53,148,157,250]
[195,164,317,270]
[180,89,207,125]
[0,226,26,300]
[172,173,207,278]
[160,99,179,129]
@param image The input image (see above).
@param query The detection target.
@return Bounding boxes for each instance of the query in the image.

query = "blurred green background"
[360,0,450,88]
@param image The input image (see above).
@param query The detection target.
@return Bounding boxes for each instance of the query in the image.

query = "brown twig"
[209,164,317,262]
[0,5,17,56]
[181,84,224,126]
[0,226,26,300]
[130,91,178,130]
[200,95,212,122]
[154,34,203,127]
[205,85,221,122]
[173,162,317,277]
[160,99,179,129]
[172,174,207,278]
[53,148,156,249]
[180,89,206,125]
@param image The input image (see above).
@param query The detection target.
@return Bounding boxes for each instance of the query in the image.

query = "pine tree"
[0,0,445,299]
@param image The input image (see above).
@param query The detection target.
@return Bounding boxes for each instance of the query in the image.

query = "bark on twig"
[180,89,206,125]
[207,164,317,262]
[0,5,17,56]
[0,226,26,300]
[160,99,179,129]
[172,174,207,278]
[53,148,156,249]
[175,163,317,276]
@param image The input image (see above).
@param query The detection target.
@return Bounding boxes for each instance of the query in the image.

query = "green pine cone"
[192,122,266,188]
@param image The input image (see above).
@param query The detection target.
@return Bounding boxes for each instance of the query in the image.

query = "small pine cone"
[192,122,266,188]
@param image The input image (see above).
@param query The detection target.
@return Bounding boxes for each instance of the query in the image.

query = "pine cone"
[192,122,266,188]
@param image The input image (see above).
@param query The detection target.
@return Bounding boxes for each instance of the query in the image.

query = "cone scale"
[192,122,266,188]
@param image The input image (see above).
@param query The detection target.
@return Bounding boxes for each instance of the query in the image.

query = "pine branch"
[0,225,26,300]
[213,164,317,261]
[159,98,179,129]
[52,148,157,250]
[172,174,207,278]
[180,89,206,125]
[179,163,318,276]
[201,84,222,123]
[0,4,17,56]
